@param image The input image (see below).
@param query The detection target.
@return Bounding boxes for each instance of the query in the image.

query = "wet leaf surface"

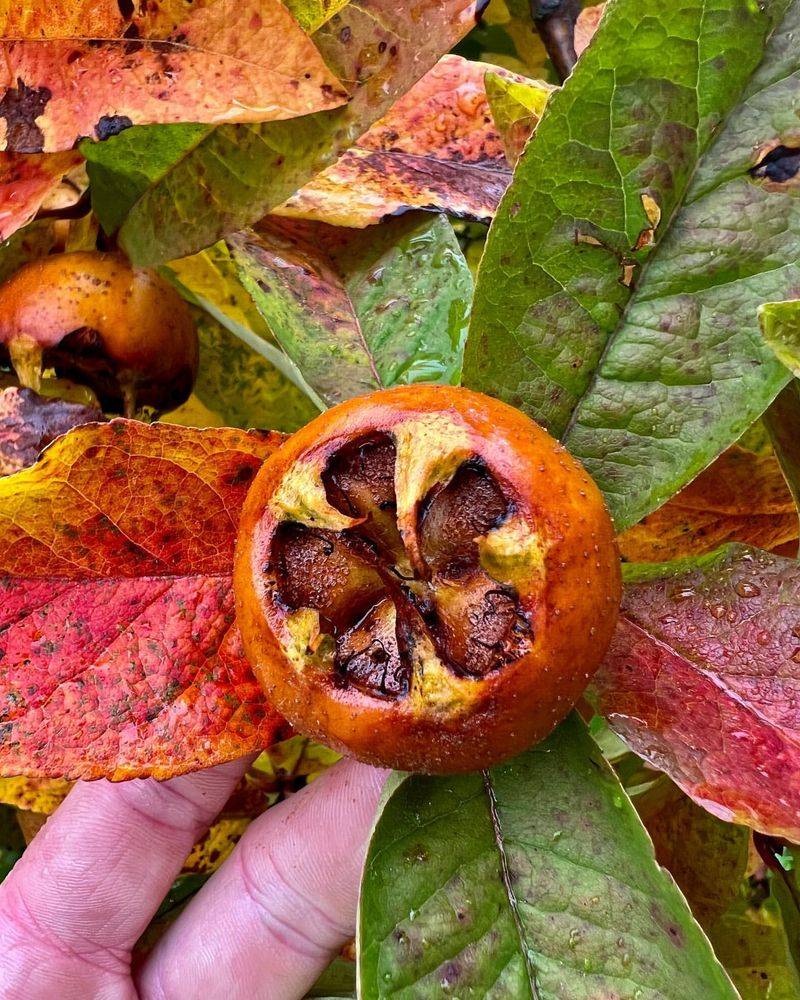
[464,0,798,531]
[0,0,347,151]
[359,713,735,999]
[593,544,800,840]
[618,446,798,563]
[0,420,286,780]
[227,213,472,406]
[276,55,533,228]
[83,0,480,265]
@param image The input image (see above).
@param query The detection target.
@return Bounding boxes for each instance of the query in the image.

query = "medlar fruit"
[0,251,198,414]
[235,385,621,773]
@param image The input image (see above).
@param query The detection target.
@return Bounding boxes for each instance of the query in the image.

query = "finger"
[138,758,388,1000]
[0,758,248,999]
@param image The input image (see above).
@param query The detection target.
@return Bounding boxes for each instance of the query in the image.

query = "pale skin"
[0,758,387,999]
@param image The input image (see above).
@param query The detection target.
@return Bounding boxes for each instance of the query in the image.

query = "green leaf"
[82,1,478,265]
[0,804,24,883]
[173,312,319,433]
[464,0,798,531]
[760,300,800,377]
[0,220,60,285]
[764,381,800,513]
[227,214,472,407]
[708,887,800,999]
[306,957,357,998]
[163,241,325,414]
[357,714,735,999]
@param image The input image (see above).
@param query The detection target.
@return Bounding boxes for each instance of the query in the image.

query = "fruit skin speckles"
[234,384,621,774]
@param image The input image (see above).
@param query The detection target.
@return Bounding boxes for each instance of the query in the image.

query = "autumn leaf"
[83,0,480,265]
[483,69,551,166]
[592,544,800,841]
[760,300,800,378]
[618,446,798,563]
[0,0,348,152]
[227,213,472,406]
[0,420,286,780]
[464,0,798,531]
[163,241,324,418]
[275,55,540,228]
[0,386,103,477]
[0,151,82,239]
[638,781,751,928]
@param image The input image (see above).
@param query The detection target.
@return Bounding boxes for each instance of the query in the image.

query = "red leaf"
[0,420,287,780]
[0,150,82,239]
[593,544,800,840]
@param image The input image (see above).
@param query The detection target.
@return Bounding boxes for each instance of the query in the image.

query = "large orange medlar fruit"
[0,252,198,414]
[235,385,621,773]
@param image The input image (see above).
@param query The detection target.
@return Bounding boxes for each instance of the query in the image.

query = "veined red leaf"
[275,56,542,228]
[0,151,82,239]
[592,544,800,841]
[0,420,286,780]
[0,0,348,152]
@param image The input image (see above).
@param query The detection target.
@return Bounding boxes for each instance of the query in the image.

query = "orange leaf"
[275,55,524,227]
[618,446,799,562]
[0,420,287,780]
[0,150,82,239]
[0,0,348,152]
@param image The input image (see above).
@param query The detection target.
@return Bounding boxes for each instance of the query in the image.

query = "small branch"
[530,0,582,82]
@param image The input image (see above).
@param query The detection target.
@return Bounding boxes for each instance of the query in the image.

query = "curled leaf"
[0,151,82,239]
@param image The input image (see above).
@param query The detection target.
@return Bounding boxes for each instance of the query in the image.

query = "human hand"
[0,757,387,999]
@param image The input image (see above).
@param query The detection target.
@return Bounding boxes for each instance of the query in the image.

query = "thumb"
[137,757,388,1000]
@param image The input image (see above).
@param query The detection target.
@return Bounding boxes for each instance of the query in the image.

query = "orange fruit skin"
[0,251,198,408]
[235,385,621,773]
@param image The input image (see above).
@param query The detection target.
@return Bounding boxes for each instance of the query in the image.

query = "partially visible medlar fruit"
[235,385,621,773]
[0,251,198,415]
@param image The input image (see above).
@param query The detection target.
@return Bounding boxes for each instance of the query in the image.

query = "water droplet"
[568,928,581,949]
[670,586,695,601]
[552,829,562,842]
[621,952,631,968]
[735,581,761,598]
[709,603,726,619]
[791,648,800,664]
[756,630,770,646]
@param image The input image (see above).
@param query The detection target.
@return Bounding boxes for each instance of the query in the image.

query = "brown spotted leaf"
[0,420,287,780]
[275,55,530,228]
[593,544,800,841]
[618,446,798,563]
[0,0,348,152]
[0,386,103,477]
[84,0,480,264]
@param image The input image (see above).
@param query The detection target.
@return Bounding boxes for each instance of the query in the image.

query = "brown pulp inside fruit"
[270,434,532,699]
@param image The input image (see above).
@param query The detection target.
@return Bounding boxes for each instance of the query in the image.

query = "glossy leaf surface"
[359,714,734,999]
[594,544,800,840]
